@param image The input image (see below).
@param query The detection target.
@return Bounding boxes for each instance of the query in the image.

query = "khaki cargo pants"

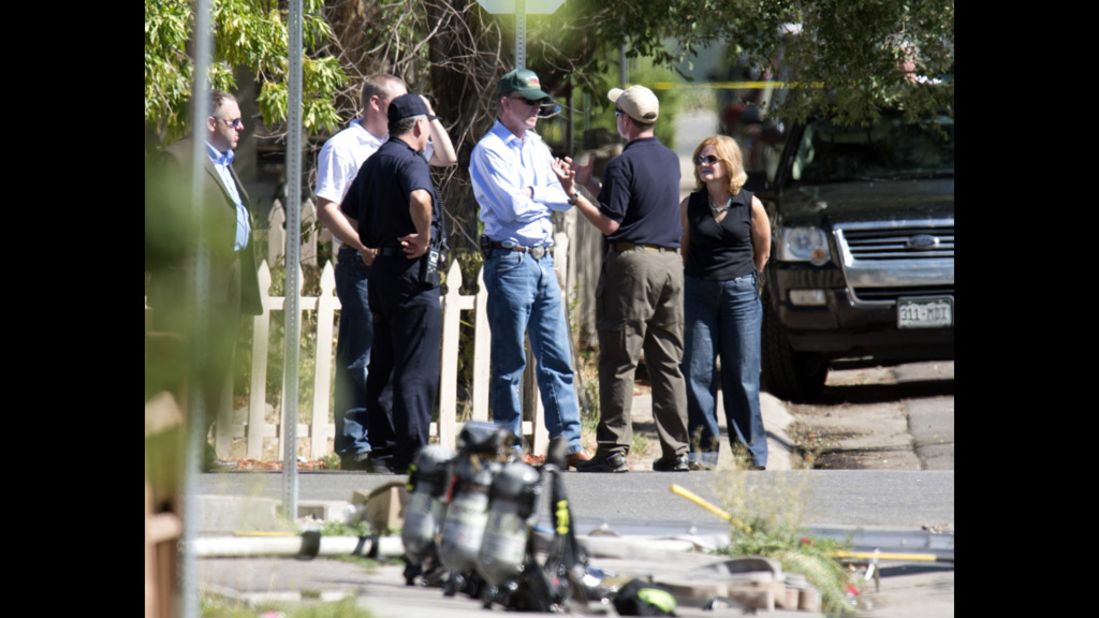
[595,247,689,459]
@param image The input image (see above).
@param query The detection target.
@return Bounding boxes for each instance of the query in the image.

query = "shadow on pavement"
[817,378,954,405]
[878,563,955,578]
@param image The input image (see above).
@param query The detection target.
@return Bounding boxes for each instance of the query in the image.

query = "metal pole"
[566,84,573,154]
[179,1,212,616]
[619,45,628,87]
[582,91,590,134]
[282,0,304,523]
[515,0,526,69]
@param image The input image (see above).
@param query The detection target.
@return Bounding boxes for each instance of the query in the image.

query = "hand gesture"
[552,157,575,194]
[400,233,430,259]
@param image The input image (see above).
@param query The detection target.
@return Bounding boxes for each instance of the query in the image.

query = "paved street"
[199,468,954,531]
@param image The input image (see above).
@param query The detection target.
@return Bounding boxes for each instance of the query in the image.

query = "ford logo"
[907,234,939,250]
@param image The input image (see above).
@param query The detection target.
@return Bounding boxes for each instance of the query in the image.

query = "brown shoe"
[565,451,592,468]
[522,453,546,466]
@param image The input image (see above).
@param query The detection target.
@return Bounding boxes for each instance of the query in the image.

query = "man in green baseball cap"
[495,67,554,103]
[468,67,591,469]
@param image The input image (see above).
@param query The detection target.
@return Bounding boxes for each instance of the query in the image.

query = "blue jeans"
[482,249,582,454]
[334,246,374,457]
[681,273,767,468]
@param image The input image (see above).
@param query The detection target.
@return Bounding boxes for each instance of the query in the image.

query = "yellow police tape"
[650,81,825,90]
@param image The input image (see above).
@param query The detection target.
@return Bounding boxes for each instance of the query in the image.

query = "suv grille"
[852,285,954,302]
[839,225,954,262]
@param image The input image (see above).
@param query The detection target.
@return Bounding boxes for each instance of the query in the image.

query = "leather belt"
[340,244,401,257]
[610,241,677,253]
[489,242,550,260]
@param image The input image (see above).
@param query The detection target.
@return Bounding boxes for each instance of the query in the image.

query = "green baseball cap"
[496,68,553,102]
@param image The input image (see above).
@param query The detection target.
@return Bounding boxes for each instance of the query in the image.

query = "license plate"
[897,296,953,328]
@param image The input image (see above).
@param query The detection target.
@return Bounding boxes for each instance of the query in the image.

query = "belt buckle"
[530,246,547,260]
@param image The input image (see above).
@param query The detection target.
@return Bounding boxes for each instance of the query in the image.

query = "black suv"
[754,111,954,400]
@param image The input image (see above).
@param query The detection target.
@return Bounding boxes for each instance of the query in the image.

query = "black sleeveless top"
[684,189,755,281]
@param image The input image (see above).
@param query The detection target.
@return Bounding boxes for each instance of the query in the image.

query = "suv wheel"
[761,299,828,401]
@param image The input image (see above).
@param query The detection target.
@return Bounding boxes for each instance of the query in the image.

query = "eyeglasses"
[510,95,543,107]
[214,117,244,129]
[694,154,720,166]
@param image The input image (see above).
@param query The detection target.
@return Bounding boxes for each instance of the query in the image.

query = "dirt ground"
[617,360,955,472]
[785,360,955,471]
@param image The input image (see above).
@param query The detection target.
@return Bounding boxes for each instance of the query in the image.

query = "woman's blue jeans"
[681,273,767,468]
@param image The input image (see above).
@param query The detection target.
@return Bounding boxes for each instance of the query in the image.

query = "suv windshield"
[790,113,954,184]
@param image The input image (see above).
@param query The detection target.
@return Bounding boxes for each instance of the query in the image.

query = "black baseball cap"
[387,93,438,125]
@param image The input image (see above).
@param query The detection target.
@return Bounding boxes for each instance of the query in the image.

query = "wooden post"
[439,261,466,449]
[472,268,491,422]
[300,198,318,267]
[268,200,286,267]
[215,372,233,457]
[248,261,273,459]
[311,261,338,456]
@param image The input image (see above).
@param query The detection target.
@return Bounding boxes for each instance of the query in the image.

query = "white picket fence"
[264,198,322,268]
[264,197,605,347]
[211,233,572,460]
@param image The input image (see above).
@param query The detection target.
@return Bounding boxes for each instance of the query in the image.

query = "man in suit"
[146,91,261,468]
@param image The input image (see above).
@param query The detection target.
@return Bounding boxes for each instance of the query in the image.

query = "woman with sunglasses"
[680,135,772,471]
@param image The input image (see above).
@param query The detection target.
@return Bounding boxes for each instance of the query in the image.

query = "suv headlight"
[778,227,831,266]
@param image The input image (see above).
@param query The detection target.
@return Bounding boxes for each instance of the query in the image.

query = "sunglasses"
[214,117,244,129]
[614,108,626,117]
[694,154,720,166]
[510,95,543,107]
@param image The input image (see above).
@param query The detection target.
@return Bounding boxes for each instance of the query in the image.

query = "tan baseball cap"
[607,85,659,123]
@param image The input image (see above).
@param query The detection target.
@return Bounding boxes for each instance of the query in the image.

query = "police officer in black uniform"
[340,93,448,473]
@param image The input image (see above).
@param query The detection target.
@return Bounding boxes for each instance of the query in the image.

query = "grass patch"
[318,520,371,538]
[788,421,838,469]
[201,595,374,618]
[712,470,860,616]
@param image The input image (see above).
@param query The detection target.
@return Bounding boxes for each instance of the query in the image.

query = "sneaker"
[652,454,689,472]
[576,452,629,473]
[687,460,713,471]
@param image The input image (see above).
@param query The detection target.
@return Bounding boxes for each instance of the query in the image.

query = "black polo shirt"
[340,137,441,250]
[596,137,682,248]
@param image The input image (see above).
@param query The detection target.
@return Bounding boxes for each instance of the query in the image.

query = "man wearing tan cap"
[556,85,690,473]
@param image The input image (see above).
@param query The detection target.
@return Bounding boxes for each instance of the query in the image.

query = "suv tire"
[761,298,828,401]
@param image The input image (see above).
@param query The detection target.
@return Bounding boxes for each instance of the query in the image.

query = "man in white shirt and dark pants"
[314,74,456,470]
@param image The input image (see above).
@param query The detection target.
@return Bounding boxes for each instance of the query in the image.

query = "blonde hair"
[361,73,407,112]
[692,134,748,195]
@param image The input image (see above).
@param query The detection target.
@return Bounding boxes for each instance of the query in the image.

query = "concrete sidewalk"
[198,555,822,617]
[627,390,798,471]
[197,532,826,617]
